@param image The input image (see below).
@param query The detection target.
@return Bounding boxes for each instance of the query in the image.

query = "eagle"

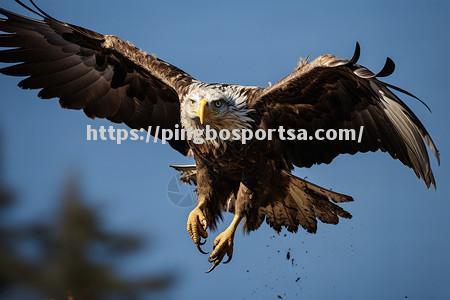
[0,1,439,272]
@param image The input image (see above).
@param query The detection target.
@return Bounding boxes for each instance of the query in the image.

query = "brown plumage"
[256,50,439,187]
[0,2,192,154]
[0,1,439,272]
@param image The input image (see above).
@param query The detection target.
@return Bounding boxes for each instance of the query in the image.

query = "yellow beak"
[197,98,208,125]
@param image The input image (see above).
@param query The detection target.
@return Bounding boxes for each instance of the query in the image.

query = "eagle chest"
[192,141,258,176]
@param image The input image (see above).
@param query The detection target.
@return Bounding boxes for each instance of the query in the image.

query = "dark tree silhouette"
[30,177,176,300]
[0,135,40,296]
[0,138,176,299]
[0,184,36,294]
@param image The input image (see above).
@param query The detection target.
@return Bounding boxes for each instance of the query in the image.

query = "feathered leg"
[186,160,212,255]
[206,182,251,272]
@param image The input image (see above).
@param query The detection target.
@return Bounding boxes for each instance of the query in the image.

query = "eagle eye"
[212,99,224,109]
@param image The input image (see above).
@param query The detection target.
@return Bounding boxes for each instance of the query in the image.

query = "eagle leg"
[186,200,209,255]
[206,213,242,273]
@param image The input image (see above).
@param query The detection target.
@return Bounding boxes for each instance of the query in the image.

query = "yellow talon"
[187,206,208,254]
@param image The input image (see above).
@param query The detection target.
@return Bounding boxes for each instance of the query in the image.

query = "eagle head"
[181,85,254,131]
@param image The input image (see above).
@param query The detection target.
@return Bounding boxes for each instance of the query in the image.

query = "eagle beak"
[197,98,209,125]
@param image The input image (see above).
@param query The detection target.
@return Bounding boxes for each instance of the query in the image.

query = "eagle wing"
[0,1,193,154]
[254,43,439,187]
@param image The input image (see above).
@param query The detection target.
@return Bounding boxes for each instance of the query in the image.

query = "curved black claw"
[206,259,221,273]
[222,254,233,264]
[196,243,208,255]
[199,238,207,245]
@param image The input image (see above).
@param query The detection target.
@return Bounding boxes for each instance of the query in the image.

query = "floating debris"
[295,277,301,282]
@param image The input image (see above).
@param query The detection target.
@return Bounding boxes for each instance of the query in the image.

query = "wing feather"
[0,1,194,154]
[254,43,439,187]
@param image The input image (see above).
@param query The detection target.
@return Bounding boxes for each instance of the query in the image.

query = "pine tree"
[0,137,175,299]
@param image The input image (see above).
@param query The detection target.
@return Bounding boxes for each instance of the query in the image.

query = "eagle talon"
[208,255,219,263]
[197,243,208,255]
[222,255,232,264]
[187,206,208,253]
[206,228,235,271]
[206,259,221,273]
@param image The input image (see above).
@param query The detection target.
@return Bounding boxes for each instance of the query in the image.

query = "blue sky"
[1,0,449,299]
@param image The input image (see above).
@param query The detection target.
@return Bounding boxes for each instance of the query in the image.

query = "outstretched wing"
[255,43,439,187]
[0,1,194,154]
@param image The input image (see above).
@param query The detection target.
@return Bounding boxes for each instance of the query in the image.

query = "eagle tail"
[171,165,353,234]
[259,172,353,234]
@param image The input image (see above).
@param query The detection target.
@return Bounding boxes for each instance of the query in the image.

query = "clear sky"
[1,0,449,299]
